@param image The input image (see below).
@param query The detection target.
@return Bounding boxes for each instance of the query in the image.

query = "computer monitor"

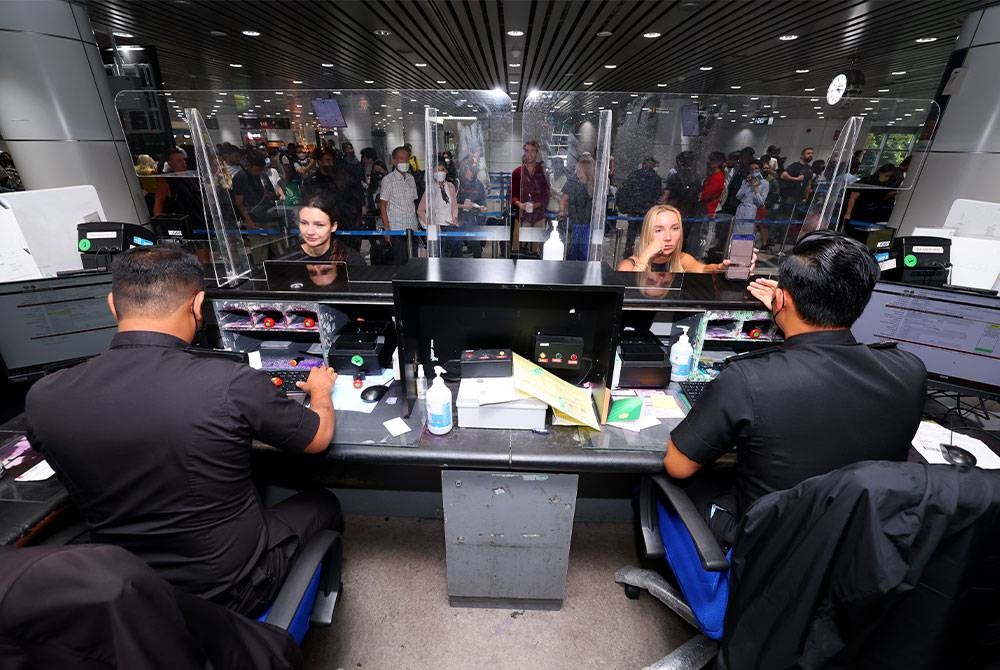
[851,281,1000,399]
[0,273,117,382]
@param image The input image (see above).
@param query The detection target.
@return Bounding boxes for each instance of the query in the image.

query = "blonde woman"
[618,204,754,273]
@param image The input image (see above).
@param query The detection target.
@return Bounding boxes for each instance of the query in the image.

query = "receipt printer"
[77,222,157,269]
[616,330,670,389]
[327,319,396,375]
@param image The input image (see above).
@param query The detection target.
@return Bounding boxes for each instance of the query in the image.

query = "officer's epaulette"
[869,341,898,349]
[183,346,249,364]
[723,344,783,366]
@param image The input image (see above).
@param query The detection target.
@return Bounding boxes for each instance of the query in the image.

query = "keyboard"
[268,369,311,395]
[678,381,712,406]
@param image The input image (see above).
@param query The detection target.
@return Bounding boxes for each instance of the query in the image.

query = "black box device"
[327,319,396,375]
[617,331,670,389]
[461,349,513,378]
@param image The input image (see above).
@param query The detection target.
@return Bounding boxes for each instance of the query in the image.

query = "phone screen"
[726,234,755,280]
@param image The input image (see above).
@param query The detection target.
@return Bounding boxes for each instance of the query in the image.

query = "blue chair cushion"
[257,564,322,645]
[658,501,732,640]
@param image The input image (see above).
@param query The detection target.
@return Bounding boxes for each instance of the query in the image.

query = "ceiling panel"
[85,0,996,105]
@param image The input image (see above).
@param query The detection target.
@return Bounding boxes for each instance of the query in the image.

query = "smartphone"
[726,229,755,281]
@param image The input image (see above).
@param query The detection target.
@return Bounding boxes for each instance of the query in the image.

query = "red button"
[570,354,578,361]
[263,317,276,328]
[303,318,316,328]
[271,376,282,387]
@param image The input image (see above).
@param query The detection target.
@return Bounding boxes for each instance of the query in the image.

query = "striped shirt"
[379,170,419,230]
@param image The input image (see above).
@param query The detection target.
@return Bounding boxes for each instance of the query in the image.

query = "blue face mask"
[750,170,762,178]
[265,157,271,167]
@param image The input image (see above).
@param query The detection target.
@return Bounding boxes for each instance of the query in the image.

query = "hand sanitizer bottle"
[416,363,427,399]
[426,365,453,435]
[542,221,564,260]
[670,326,693,382]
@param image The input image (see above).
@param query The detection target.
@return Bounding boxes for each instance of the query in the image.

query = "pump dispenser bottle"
[425,365,453,435]
[669,326,693,382]
[416,364,427,399]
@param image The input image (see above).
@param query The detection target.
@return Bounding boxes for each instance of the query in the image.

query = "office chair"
[617,461,1000,670]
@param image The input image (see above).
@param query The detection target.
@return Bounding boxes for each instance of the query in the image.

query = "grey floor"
[302,515,693,670]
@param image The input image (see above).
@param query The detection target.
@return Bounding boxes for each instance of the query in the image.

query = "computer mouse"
[360,385,389,403]
[941,445,977,469]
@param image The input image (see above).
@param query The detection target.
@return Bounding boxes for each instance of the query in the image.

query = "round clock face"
[827,73,848,105]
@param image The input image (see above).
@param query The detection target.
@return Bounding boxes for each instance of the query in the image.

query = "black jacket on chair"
[721,461,1000,670]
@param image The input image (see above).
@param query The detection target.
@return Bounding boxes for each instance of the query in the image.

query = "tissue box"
[456,378,548,430]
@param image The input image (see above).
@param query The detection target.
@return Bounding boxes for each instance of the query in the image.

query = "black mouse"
[360,385,389,403]
[941,444,977,468]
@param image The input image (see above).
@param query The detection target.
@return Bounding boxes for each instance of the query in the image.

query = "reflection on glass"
[617,205,733,273]
[639,271,676,299]
[305,262,342,287]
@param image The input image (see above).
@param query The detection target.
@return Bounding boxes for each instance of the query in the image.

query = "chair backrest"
[721,461,1000,670]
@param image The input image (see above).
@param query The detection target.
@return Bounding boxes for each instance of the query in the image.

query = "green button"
[78,238,91,251]
[903,254,918,267]
[351,354,364,367]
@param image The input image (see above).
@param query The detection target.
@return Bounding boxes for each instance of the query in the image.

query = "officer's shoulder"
[868,341,898,350]
[183,347,248,365]
[723,345,783,367]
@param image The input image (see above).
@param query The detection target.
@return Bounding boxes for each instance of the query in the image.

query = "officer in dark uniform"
[664,231,927,545]
[25,246,340,617]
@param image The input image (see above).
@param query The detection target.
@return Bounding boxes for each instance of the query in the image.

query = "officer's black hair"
[111,246,204,319]
[778,230,879,328]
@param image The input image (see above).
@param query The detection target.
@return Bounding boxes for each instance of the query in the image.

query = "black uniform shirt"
[24,331,320,600]
[671,329,926,514]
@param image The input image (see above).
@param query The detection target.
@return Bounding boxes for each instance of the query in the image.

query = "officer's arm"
[303,392,335,453]
[663,438,702,479]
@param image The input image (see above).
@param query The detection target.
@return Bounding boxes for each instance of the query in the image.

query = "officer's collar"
[782,329,856,348]
[110,330,190,350]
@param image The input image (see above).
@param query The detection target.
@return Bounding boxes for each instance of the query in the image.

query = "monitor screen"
[851,281,1000,398]
[311,98,347,128]
[0,273,117,382]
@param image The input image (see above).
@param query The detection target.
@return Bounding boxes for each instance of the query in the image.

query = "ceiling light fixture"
[364,80,375,84]
[321,63,334,67]
[584,82,593,86]
[415,62,427,67]
[699,66,713,71]
[436,80,446,84]
[293,80,303,84]
[596,31,613,37]
[112,31,133,38]
[795,69,810,73]
[643,32,661,39]
[656,83,667,87]
[374,29,391,37]
[209,30,226,37]
[730,85,742,89]
[604,64,617,69]
[510,63,521,68]
[804,87,816,92]
[915,37,937,43]
[228,63,242,68]
[877,88,890,92]
[241,30,260,37]
[507,30,525,37]
[891,71,907,75]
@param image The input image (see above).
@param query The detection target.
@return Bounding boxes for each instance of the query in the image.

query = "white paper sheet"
[15,459,55,481]
[608,407,662,433]
[911,420,1000,469]
[383,417,412,437]
[332,369,395,414]
[0,207,41,282]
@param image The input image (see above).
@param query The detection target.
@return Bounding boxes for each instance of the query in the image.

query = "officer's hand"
[748,278,779,311]
[298,365,337,396]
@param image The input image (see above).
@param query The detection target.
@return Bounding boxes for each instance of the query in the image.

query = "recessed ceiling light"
[209,30,226,37]
[915,108,925,111]
[604,64,617,69]
[750,96,759,100]
[780,114,787,118]
[321,63,334,67]
[293,80,303,84]
[657,83,667,87]
[167,98,176,102]
[116,45,144,51]
[507,30,525,37]
[643,32,661,39]
[436,80,446,84]
[690,95,699,98]
[596,31,613,37]
[584,82,593,86]
[891,71,907,75]
[509,63,521,68]
[364,80,375,84]
[728,109,737,112]
[415,62,427,67]
[778,34,799,41]
[813,106,822,110]
[699,66,713,71]
[630,93,639,97]
[904,113,913,116]
[113,31,133,38]
[762,104,771,108]
[730,85,741,89]
[264,99,271,102]
[915,37,937,43]
[215,99,222,102]
[795,69,810,73]
[810,98,819,102]
[229,63,242,68]
[241,30,260,37]
[864,107,874,110]
[373,29,392,37]
[804,87,816,92]
[219,92,228,95]
[451,90,459,94]
[284,108,290,112]
[877,88,890,92]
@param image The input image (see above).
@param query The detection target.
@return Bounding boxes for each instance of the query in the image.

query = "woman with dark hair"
[282,191,365,264]
[456,160,487,258]
[418,160,461,257]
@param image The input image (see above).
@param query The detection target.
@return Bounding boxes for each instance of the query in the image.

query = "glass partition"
[115,88,513,269]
